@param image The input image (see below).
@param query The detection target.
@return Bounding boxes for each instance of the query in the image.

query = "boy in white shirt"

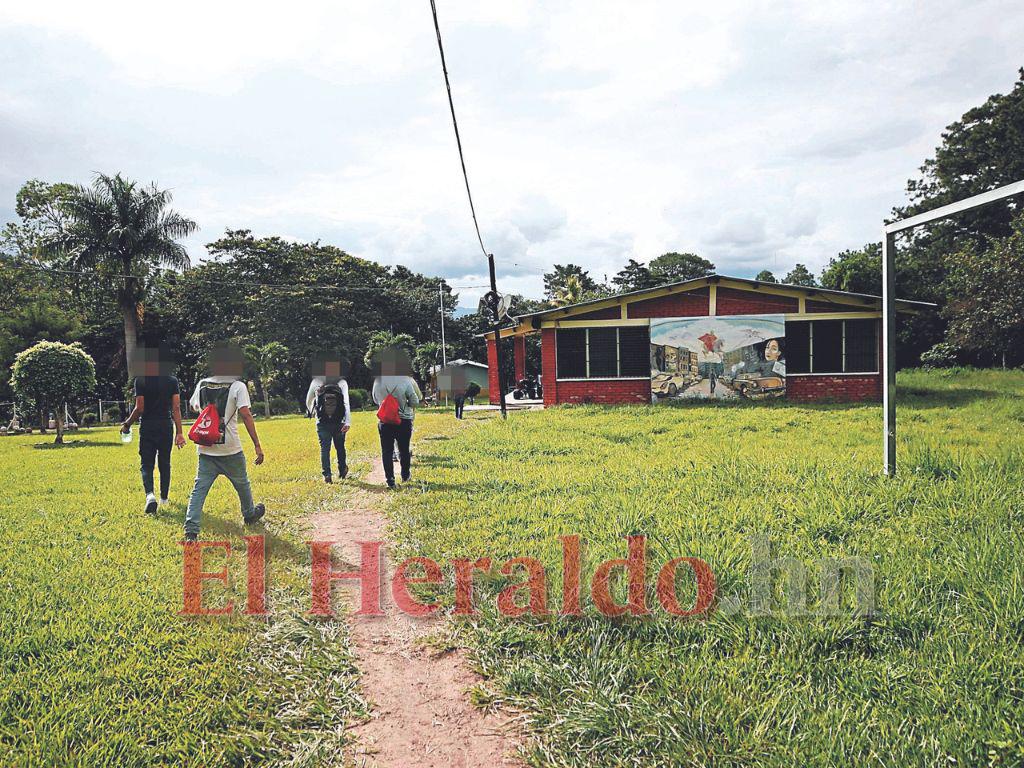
[183,344,266,541]
[305,354,351,483]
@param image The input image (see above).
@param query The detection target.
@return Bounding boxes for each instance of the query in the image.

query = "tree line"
[2,69,1023,421]
[542,70,1024,368]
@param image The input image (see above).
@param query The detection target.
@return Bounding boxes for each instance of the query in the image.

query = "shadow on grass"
[152,506,311,565]
[897,386,1001,407]
[32,440,124,449]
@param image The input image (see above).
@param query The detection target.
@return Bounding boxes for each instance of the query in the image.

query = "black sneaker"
[386,479,397,489]
[244,503,266,525]
[340,465,349,480]
[323,475,333,484]
[145,497,158,515]
[401,473,411,483]
[184,532,197,543]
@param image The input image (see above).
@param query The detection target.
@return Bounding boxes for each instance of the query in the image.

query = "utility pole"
[439,281,448,406]
[487,254,508,420]
[439,281,448,368]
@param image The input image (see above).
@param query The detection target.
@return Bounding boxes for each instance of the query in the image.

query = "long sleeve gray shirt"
[372,376,421,421]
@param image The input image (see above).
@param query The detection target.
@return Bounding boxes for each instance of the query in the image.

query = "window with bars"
[555,327,651,379]
[785,319,878,374]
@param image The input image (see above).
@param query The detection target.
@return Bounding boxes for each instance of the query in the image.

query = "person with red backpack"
[370,346,421,489]
[305,353,351,483]
[183,343,266,541]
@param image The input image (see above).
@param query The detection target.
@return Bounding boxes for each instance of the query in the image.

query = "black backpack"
[314,383,347,425]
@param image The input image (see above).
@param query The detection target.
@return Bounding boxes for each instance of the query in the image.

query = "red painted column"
[541,328,557,406]
[513,336,526,383]
[486,336,500,405]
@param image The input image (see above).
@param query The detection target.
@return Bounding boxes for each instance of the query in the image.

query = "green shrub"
[269,396,295,414]
[921,341,960,368]
[349,388,368,410]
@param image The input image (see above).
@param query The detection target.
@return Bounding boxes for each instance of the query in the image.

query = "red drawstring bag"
[188,403,222,446]
[376,388,402,425]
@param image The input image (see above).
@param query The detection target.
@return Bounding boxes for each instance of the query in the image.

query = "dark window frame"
[786,318,879,374]
[555,326,651,380]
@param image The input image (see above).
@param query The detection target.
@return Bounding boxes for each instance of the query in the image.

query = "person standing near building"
[184,343,266,541]
[121,347,185,514]
[371,346,420,489]
[305,353,351,483]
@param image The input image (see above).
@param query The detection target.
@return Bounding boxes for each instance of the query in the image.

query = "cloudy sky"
[1,1,1020,308]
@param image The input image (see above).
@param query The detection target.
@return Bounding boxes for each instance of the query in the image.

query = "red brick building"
[485,275,931,406]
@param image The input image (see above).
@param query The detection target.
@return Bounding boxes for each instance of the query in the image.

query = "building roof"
[428,359,488,375]
[512,274,934,322]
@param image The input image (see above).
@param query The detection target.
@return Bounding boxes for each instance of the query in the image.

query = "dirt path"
[311,458,522,768]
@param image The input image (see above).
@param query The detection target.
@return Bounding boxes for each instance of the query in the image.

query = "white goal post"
[883,178,1024,476]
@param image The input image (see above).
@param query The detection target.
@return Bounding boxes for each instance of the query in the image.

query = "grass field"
[0,408,449,767]
[388,369,1024,767]
[1,370,1022,767]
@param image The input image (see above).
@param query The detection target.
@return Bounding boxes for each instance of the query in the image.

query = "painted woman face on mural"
[764,339,781,362]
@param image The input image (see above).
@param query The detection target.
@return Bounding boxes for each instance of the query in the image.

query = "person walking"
[371,346,420,489]
[121,347,185,514]
[305,354,351,483]
[183,343,266,541]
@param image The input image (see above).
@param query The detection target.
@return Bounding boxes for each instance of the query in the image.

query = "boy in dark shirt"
[121,347,185,514]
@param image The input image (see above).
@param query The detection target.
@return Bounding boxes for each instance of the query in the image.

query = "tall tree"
[648,252,715,283]
[39,174,197,380]
[889,69,1024,363]
[783,264,817,287]
[543,264,597,301]
[754,269,777,283]
[819,243,882,294]
[612,259,658,292]
[944,213,1024,367]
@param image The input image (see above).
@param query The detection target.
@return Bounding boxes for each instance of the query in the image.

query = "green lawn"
[2,372,1023,767]
[0,409,445,767]
[388,369,1024,767]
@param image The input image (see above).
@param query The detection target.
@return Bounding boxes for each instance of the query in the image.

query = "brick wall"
[554,378,651,405]
[541,328,558,406]
[485,337,501,405]
[716,287,798,314]
[628,288,709,318]
[786,374,881,402]
[572,305,621,320]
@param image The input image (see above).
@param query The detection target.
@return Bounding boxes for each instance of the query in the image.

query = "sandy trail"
[310,458,522,768]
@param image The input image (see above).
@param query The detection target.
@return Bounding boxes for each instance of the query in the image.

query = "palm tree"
[245,341,289,418]
[554,274,585,307]
[43,174,197,378]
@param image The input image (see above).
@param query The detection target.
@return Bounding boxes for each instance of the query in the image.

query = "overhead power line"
[429,0,489,258]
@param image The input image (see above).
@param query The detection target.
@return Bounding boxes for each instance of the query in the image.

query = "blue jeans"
[184,452,256,536]
[316,422,348,478]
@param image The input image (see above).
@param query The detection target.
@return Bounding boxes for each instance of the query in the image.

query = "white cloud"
[1,0,1022,307]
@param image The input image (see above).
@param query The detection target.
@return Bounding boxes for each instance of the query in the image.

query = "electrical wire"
[429,0,489,259]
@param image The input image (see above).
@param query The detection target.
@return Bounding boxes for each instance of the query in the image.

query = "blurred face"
[210,345,244,377]
[324,360,341,378]
[377,347,413,376]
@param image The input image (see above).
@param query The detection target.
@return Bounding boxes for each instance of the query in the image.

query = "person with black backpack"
[305,354,351,483]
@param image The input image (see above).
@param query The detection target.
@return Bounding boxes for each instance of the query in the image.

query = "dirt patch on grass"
[310,458,522,768]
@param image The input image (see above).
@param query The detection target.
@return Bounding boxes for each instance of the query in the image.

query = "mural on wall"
[650,315,786,401]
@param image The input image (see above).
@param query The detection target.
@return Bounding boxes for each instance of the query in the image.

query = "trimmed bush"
[349,388,367,411]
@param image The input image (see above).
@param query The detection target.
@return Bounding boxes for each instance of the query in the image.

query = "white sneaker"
[159,498,169,507]
[144,493,158,515]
